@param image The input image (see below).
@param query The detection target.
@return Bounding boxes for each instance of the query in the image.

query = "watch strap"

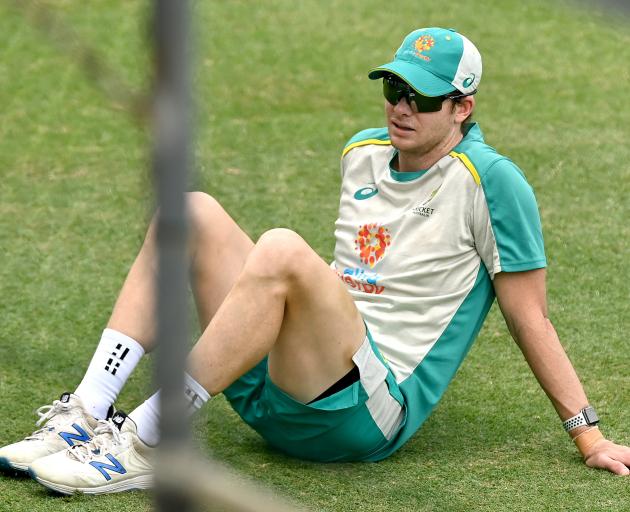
[563,406,599,432]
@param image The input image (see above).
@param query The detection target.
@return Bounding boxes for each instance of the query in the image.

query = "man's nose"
[393,96,414,114]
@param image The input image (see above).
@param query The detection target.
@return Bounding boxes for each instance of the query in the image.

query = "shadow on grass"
[0,467,31,479]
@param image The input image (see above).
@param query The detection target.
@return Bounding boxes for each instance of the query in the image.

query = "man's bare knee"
[186,191,243,257]
[143,191,221,244]
[187,191,224,232]
[247,228,313,281]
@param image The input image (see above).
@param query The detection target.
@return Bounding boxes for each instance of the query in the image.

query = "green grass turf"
[1,0,629,510]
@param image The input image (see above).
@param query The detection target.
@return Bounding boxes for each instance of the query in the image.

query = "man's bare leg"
[188,228,366,404]
[88,189,364,411]
[72,192,255,422]
[107,191,255,348]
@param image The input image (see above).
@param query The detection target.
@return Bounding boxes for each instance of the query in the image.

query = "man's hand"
[583,438,630,476]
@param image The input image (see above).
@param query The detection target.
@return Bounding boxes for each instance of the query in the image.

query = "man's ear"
[455,96,475,123]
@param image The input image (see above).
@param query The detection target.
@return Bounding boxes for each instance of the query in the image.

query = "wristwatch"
[563,406,599,432]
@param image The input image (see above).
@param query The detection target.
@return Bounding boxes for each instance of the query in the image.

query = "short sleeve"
[341,128,391,179]
[473,158,547,277]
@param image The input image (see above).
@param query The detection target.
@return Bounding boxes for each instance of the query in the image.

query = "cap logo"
[414,35,435,62]
[463,74,476,88]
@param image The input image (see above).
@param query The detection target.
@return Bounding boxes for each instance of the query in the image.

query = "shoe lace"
[69,418,124,463]
[25,400,75,440]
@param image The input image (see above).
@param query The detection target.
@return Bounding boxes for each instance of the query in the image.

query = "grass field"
[1,0,629,511]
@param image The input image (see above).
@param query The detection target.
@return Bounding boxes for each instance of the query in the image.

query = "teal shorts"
[223,330,407,462]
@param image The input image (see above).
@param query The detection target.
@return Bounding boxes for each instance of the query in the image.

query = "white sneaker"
[0,393,103,472]
[29,411,153,495]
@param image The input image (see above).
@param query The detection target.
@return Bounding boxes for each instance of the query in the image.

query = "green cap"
[368,27,482,96]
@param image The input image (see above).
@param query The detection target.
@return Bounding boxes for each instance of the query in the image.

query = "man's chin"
[388,135,416,152]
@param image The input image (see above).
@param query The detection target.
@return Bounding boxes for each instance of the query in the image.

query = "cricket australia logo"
[412,206,435,218]
[414,35,435,61]
[412,186,440,217]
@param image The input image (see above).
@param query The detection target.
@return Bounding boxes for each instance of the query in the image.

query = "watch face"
[583,407,599,424]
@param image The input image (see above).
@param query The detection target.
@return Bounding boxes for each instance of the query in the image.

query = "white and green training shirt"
[331,122,547,458]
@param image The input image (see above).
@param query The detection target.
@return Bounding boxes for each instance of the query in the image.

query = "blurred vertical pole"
[152,0,193,511]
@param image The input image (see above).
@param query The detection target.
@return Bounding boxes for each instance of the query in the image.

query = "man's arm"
[492,268,630,475]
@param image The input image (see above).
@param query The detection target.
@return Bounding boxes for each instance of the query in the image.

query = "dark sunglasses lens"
[411,95,444,113]
[382,77,403,105]
[382,76,445,113]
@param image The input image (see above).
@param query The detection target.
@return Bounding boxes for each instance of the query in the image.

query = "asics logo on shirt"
[354,186,378,200]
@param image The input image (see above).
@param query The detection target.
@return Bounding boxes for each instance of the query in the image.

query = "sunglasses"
[382,74,472,113]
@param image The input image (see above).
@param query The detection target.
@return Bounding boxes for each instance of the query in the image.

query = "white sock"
[74,328,145,419]
[129,373,210,446]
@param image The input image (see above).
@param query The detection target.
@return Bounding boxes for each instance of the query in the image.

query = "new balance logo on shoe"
[111,413,125,429]
[58,424,91,447]
[104,343,130,375]
[89,453,127,481]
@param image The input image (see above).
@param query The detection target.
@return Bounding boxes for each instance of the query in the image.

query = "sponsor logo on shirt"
[355,223,391,268]
[337,267,385,295]
[353,186,378,200]
[412,206,435,217]
[412,186,440,217]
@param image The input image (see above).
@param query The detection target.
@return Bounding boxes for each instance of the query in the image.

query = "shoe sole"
[29,468,153,495]
[0,457,28,472]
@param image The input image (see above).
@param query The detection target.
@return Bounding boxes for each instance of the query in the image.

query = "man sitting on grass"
[1,27,628,495]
